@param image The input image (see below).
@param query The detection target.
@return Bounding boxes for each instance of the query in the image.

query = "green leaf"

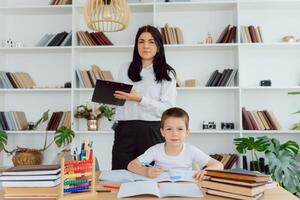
[0,130,8,152]
[288,91,300,95]
[233,137,270,155]
[32,109,50,130]
[280,141,299,157]
[54,126,75,148]
[265,139,300,195]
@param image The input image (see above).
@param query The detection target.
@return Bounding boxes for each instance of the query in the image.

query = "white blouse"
[114,62,177,121]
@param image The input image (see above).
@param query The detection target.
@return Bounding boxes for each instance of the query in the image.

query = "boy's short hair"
[161,107,189,129]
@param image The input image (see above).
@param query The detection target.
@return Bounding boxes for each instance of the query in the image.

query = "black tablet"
[92,80,133,106]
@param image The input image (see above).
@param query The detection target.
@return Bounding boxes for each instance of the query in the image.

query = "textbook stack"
[76,64,114,88]
[201,169,270,200]
[1,165,61,199]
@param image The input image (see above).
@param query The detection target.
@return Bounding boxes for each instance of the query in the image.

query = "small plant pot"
[87,118,99,131]
[12,149,43,166]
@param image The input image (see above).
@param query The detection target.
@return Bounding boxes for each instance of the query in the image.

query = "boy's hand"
[146,167,162,178]
[193,170,207,181]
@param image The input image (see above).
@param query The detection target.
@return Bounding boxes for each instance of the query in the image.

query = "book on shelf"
[35,31,72,47]
[205,68,237,87]
[76,65,114,88]
[46,111,71,130]
[49,0,72,5]
[160,24,184,45]
[210,153,238,169]
[0,111,28,131]
[1,71,36,89]
[117,181,203,198]
[77,31,113,46]
[240,25,263,43]
[242,107,281,130]
[217,24,237,43]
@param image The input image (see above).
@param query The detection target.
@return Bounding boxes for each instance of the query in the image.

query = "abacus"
[58,155,97,200]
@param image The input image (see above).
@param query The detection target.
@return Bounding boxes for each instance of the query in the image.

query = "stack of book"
[77,31,113,46]
[240,25,263,43]
[201,169,270,200]
[0,71,36,89]
[46,111,71,130]
[217,24,237,43]
[210,153,238,169]
[242,107,281,130]
[205,68,237,87]
[35,31,72,47]
[0,111,28,131]
[76,65,114,88]
[49,0,72,5]
[160,23,184,44]
[1,165,61,199]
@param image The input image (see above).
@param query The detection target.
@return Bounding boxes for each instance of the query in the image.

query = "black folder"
[92,80,133,106]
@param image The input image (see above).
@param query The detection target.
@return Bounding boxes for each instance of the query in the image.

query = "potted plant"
[74,102,115,131]
[288,91,300,130]
[234,136,300,197]
[0,110,75,166]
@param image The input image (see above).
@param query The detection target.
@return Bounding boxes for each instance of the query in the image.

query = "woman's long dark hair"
[128,25,176,83]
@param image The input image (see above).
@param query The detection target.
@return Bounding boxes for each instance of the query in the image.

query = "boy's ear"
[186,129,190,136]
[160,128,165,138]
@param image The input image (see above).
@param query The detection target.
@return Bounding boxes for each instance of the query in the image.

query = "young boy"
[127,107,223,181]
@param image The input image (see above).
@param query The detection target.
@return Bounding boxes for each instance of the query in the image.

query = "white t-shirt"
[138,143,210,171]
[114,62,177,121]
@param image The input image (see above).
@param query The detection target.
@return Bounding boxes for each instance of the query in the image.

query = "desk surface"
[94,186,298,200]
[0,186,297,200]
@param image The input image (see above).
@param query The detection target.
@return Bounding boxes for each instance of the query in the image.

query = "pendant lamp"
[84,0,131,32]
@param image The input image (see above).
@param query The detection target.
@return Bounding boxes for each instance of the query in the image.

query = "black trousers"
[112,120,164,170]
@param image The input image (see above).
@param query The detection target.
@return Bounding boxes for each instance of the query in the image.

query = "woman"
[112,25,177,170]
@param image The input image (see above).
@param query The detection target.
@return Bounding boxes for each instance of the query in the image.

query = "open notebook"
[117,181,203,198]
[100,169,197,183]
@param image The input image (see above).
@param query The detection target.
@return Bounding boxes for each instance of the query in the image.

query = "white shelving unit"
[0,0,299,170]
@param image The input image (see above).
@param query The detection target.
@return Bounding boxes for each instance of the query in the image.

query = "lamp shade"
[84,0,131,32]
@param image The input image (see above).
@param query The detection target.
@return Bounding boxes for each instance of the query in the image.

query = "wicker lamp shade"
[84,0,131,32]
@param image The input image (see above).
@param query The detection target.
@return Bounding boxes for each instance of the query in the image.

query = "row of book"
[210,153,238,169]
[76,65,114,88]
[49,0,72,5]
[0,71,36,89]
[46,111,71,131]
[201,169,270,200]
[217,25,237,43]
[160,24,184,44]
[242,107,281,130]
[77,31,113,46]
[35,31,72,47]
[0,111,28,131]
[1,164,61,199]
[241,25,263,43]
[205,68,237,87]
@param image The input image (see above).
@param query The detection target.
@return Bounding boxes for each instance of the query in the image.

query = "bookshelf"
[1,0,300,170]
